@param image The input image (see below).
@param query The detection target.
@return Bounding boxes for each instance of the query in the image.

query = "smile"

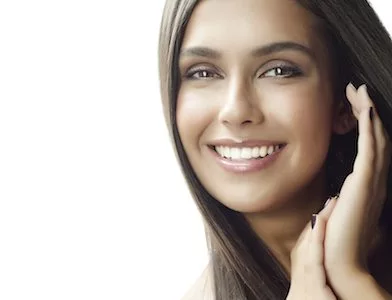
[208,143,286,173]
[212,144,284,160]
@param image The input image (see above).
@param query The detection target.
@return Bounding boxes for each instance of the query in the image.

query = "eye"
[184,67,221,80]
[260,65,303,78]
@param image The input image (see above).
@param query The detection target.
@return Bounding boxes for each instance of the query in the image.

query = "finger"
[346,84,376,182]
[307,214,327,289]
[358,86,386,175]
[359,87,391,226]
[346,83,360,118]
[358,87,390,202]
[297,195,337,249]
[308,215,338,300]
[294,231,311,269]
[352,85,376,183]
[291,222,312,276]
[318,196,337,219]
[346,83,369,118]
[368,95,391,178]
[296,220,312,246]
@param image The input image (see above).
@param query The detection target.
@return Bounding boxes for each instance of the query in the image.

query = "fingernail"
[370,107,374,121]
[323,197,332,208]
[311,214,317,229]
[348,82,356,91]
[359,83,367,91]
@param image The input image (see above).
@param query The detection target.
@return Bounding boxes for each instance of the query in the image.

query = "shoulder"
[181,264,214,300]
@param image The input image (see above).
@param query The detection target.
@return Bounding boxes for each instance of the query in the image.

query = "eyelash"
[184,67,221,80]
[262,65,303,78]
[184,65,303,80]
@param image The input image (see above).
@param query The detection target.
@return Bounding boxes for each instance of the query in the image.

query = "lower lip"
[209,146,285,173]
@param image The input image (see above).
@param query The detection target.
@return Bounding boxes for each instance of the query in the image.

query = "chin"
[207,185,293,214]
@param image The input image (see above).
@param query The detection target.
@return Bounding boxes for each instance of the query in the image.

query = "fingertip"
[358,83,375,108]
[346,82,357,100]
[318,196,337,219]
[358,83,367,93]
[347,82,356,91]
[323,197,333,208]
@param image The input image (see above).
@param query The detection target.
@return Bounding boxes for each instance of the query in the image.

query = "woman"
[159,0,392,299]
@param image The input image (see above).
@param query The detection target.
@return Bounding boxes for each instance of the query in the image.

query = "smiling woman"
[177,0,336,217]
[159,0,392,299]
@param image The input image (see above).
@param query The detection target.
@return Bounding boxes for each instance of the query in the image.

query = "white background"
[0,1,390,299]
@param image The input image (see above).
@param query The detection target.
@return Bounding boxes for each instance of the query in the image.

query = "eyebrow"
[180,41,315,60]
[180,47,221,59]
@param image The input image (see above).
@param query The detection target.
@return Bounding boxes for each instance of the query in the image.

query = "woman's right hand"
[286,198,338,300]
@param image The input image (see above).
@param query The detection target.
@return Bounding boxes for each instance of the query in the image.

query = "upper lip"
[208,139,285,147]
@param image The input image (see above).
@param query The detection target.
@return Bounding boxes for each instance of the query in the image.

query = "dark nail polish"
[370,107,374,121]
[311,214,317,229]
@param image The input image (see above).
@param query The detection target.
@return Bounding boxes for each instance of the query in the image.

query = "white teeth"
[224,146,230,158]
[251,147,259,158]
[215,146,223,156]
[267,145,274,155]
[230,148,241,159]
[240,148,252,159]
[214,144,282,160]
[259,146,268,157]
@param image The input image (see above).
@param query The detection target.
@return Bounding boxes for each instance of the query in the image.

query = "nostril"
[218,103,264,126]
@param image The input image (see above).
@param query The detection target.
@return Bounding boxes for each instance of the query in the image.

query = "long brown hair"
[158,1,392,298]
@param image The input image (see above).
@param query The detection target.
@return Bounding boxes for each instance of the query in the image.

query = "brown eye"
[261,66,303,78]
[194,70,213,78]
[185,67,221,80]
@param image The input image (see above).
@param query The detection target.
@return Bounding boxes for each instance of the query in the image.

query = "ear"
[332,99,357,135]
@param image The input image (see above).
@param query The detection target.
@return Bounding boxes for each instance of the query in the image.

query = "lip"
[208,143,286,173]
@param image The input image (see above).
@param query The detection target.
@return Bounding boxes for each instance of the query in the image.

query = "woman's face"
[177,0,338,213]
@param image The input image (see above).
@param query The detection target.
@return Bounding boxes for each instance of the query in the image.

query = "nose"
[218,77,264,127]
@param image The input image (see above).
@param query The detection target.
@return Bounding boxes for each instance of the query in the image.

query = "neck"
[243,172,328,274]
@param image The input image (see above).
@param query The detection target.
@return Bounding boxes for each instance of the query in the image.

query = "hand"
[286,199,338,300]
[323,84,391,286]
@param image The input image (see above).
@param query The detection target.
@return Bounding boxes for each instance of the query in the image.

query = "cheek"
[264,82,334,136]
[263,84,334,170]
[287,102,332,139]
[176,88,216,148]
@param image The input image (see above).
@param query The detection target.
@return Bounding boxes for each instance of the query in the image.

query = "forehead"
[181,0,321,53]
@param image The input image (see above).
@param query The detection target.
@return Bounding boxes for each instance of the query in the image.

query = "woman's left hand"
[322,84,391,296]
